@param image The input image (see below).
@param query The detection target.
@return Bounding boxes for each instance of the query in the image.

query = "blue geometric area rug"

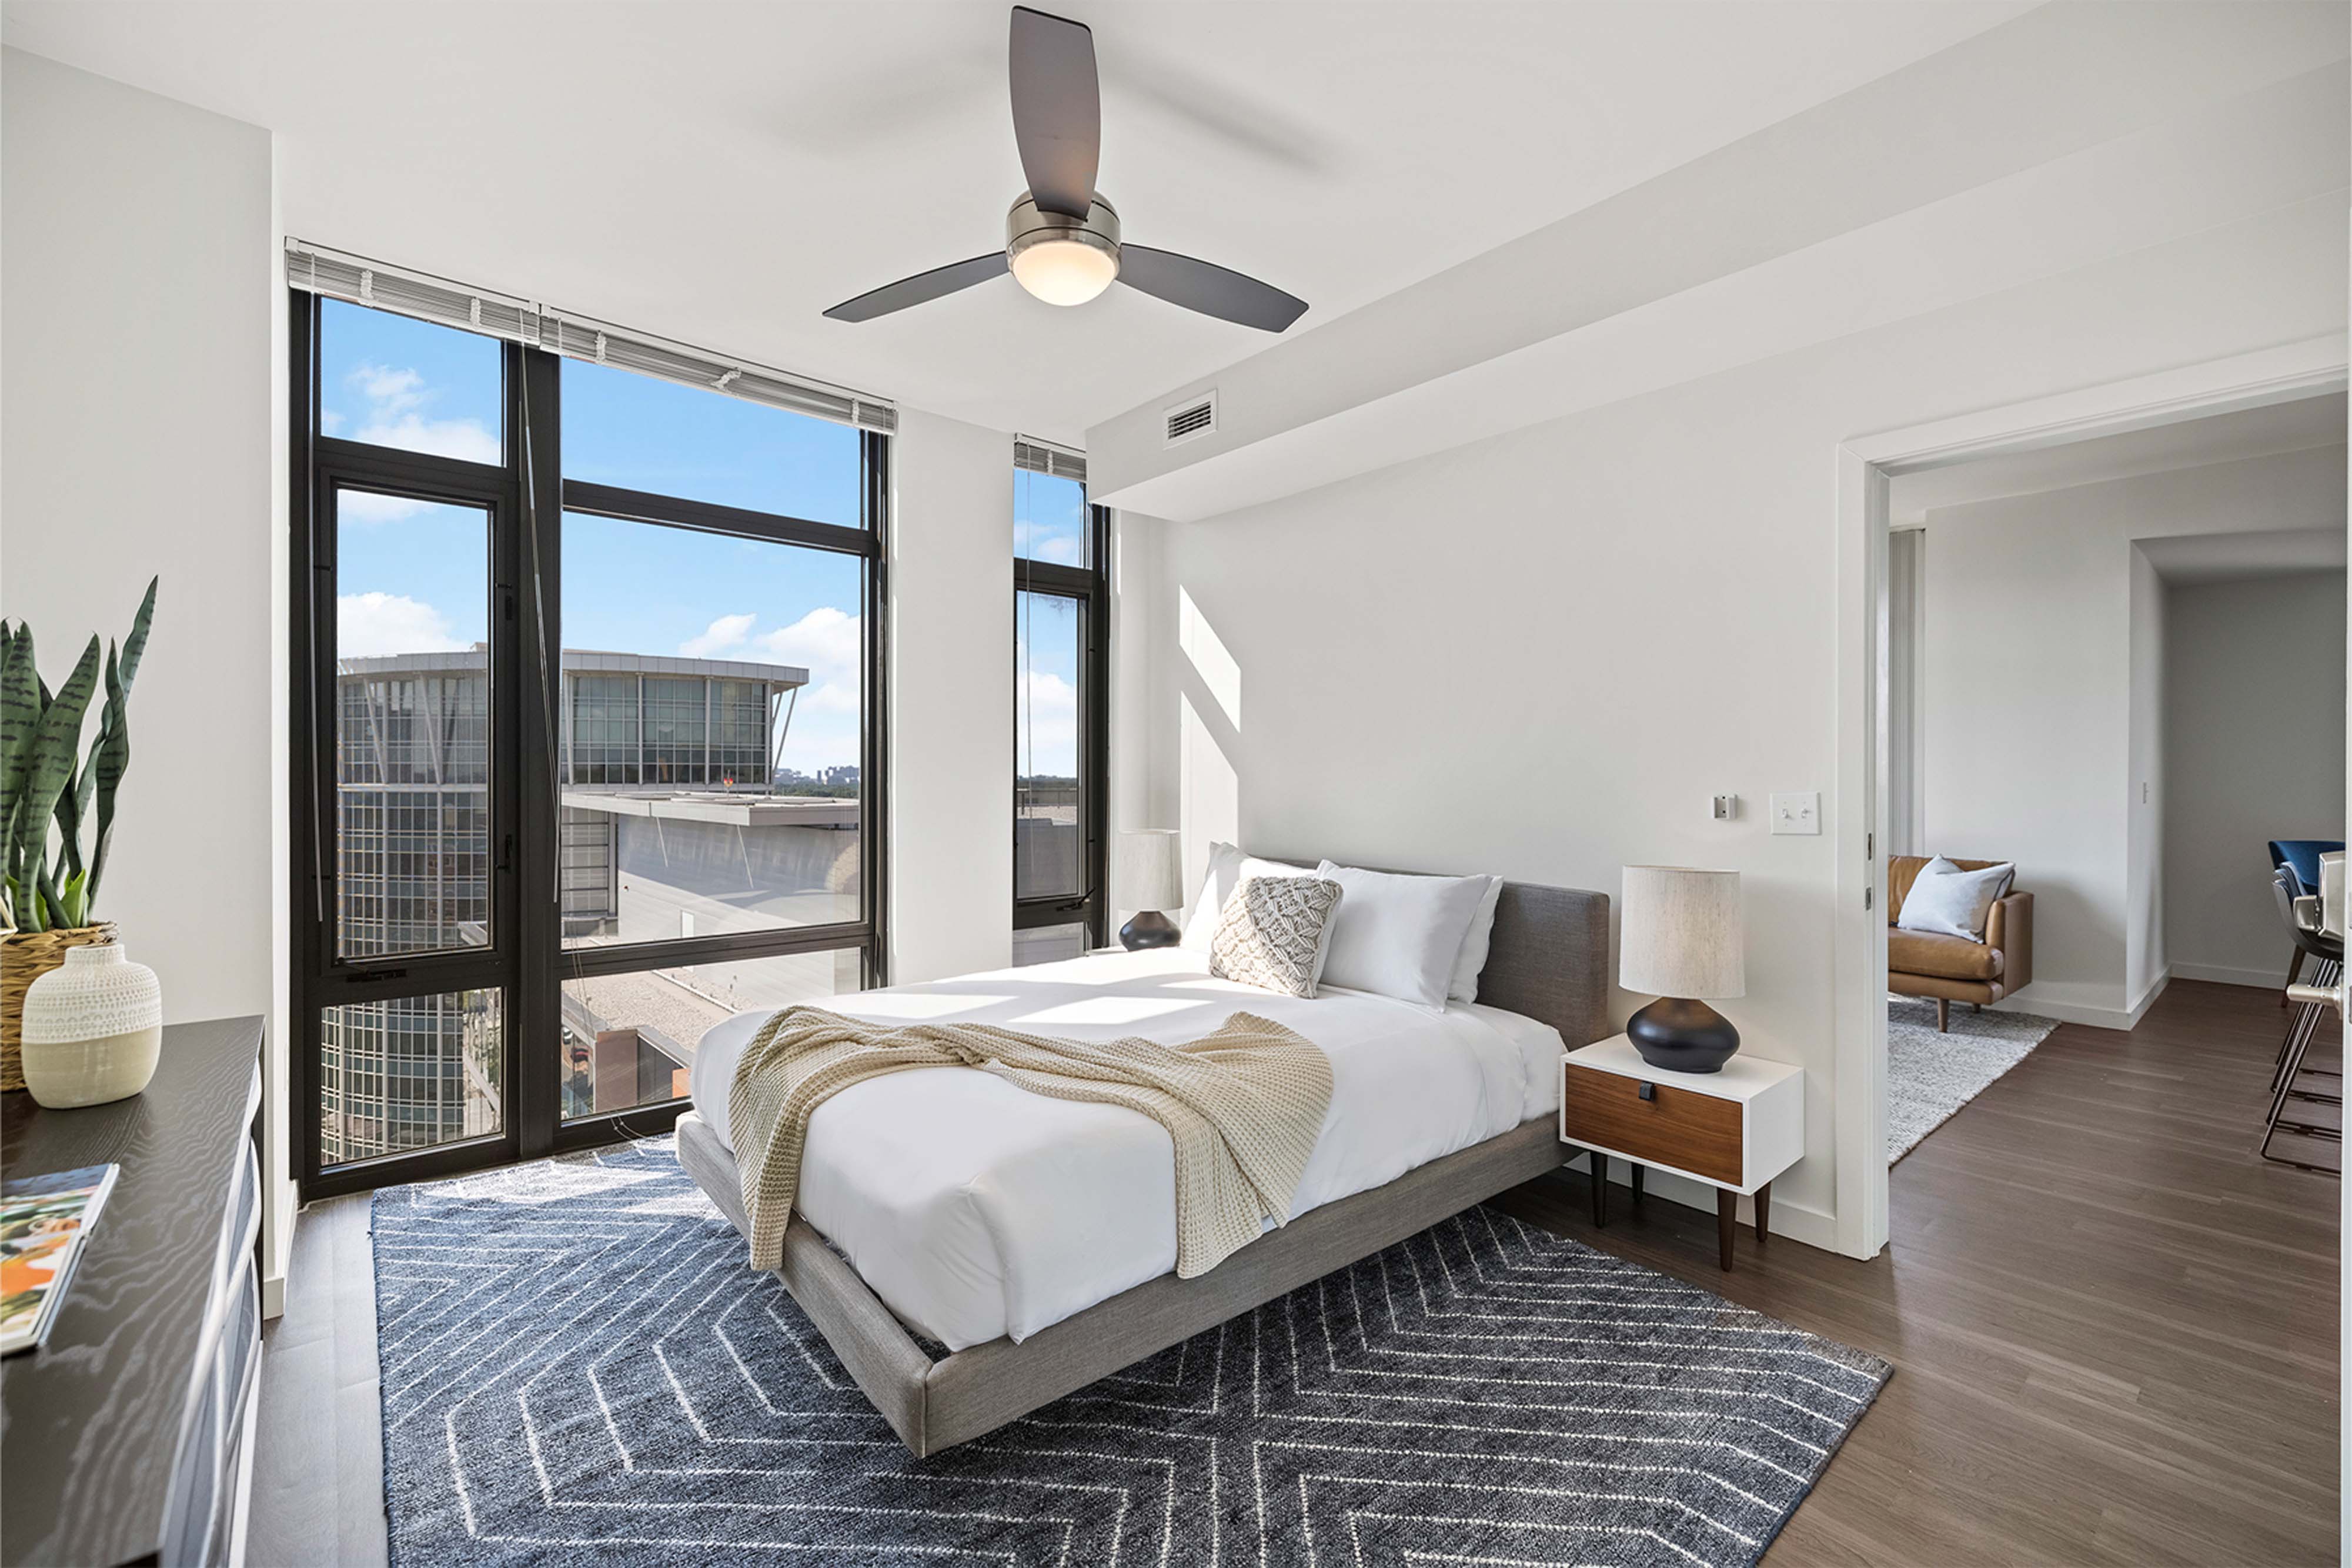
[374,1137,1889,1567]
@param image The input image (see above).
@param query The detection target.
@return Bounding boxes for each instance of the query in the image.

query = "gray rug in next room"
[1887,997,2062,1164]
[374,1137,1890,1568]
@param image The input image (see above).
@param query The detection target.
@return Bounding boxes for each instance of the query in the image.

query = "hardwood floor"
[1493,978,2341,1566]
[246,979,2337,1565]
[248,1192,385,1568]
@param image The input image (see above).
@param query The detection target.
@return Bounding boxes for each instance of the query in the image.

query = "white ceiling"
[1888,392,2349,526]
[0,0,2032,443]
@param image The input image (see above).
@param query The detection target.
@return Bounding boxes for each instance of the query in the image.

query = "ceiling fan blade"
[1008,6,1101,218]
[823,253,1010,322]
[1117,245,1308,332]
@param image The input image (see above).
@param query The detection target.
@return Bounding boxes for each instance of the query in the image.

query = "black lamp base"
[1120,910,1181,950]
[1626,997,1740,1073]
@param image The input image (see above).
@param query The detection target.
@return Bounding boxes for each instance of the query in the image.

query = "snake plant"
[0,578,158,933]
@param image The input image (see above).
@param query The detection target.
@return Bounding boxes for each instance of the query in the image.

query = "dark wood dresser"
[1,1016,265,1567]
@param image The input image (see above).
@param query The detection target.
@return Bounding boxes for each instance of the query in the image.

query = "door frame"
[1830,333,2348,1261]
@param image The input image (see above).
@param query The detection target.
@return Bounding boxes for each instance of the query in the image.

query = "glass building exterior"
[320,647,840,1164]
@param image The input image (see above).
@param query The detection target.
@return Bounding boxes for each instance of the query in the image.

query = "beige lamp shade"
[1117,830,1183,911]
[1619,866,1745,999]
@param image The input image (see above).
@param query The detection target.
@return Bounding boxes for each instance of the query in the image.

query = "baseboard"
[1597,1164,1841,1255]
[2169,961,2286,990]
[262,1185,299,1319]
[1997,971,2168,1032]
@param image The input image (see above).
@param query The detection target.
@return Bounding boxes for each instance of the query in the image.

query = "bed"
[675,875,1611,1456]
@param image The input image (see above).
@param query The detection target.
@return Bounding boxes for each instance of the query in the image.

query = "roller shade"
[286,240,896,434]
[1014,437,1086,483]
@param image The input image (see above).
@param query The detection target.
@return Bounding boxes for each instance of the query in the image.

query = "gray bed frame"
[675,876,1611,1456]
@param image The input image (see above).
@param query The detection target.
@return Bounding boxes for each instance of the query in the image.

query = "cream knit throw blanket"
[726,1006,1334,1280]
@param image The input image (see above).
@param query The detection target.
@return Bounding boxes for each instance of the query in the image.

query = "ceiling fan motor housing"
[1006,193,1121,268]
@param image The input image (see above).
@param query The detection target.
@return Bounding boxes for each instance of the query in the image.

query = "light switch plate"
[1770,791,1820,835]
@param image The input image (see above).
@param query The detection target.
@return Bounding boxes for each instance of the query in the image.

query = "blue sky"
[1015,469,1087,567]
[325,300,1077,775]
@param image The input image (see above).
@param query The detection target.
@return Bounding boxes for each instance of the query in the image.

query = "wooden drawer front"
[1562,1064,1743,1185]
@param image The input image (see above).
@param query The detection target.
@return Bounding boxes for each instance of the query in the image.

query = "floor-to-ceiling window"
[1011,442,1107,965]
[291,255,889,1194]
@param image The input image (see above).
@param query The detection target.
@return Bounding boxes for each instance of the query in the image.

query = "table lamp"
[1117,830,1183,950]
[1619,865,1745,1072]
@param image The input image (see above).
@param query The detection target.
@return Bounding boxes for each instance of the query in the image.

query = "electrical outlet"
[1770,791,1820,835]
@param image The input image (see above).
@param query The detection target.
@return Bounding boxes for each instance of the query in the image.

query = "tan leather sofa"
[1888,855,2034,1032]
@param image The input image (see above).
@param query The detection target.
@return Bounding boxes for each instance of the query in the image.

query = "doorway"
[1829,336,2348,1258]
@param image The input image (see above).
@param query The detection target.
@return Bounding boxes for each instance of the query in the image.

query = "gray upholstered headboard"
[1257,854,1612,1051]
[1478,881,1613,1051]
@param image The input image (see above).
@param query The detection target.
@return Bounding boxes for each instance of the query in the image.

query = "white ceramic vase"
[21,942,163,1108]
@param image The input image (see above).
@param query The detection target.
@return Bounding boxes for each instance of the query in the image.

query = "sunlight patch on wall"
[1181,690,1240,915]
[1180,587,1242,732]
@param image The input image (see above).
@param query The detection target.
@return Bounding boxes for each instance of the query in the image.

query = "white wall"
[1108,510,1179,922]
[888,409,1014,982]
[2165,570,2348,985]
[1,49,293,1295]
[1922,443,2346,1021]
[1118,196,2344,1249]
[1923,477,2129,1014]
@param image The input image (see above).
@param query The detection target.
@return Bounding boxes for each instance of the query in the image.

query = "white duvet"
[686,946,1563,1350]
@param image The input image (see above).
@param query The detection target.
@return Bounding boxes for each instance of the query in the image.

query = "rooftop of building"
[336,645,811,687]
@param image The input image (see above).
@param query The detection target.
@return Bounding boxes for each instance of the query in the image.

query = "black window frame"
[290,292,891,1198]
[1012,497,1110,951]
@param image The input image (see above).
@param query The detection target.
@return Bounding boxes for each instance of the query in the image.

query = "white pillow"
[1448,875,1505,1003]
[1314,861,1493,1011]
[1897,856,2016,942]
[1181,842,1317,951]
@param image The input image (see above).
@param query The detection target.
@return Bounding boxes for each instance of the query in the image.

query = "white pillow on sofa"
[1315,861,1493,1011]
[1897,856,2016,942]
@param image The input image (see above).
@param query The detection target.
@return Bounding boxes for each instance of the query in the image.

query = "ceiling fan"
[823,6,1309,333]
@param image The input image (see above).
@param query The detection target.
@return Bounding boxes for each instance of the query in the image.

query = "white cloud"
[755,607,864,773]
[354,365,427,413]
[338,489,429,524]
[338,592,471,658]
[1031,534,1084,567]
[679,611,756,658]
[338,360,502,472]
[757,607,862,692]
[1016,667,1078,775]
[350,412,502,466]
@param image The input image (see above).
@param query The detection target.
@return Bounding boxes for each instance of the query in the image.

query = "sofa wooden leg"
[1936,998,1950,1032]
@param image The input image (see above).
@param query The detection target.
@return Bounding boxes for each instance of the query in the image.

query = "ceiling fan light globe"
[1010,236,1120,306]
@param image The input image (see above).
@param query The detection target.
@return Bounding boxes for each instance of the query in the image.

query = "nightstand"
[1559,1035,1803,1270]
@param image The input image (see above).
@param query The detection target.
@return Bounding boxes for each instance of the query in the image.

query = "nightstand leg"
[1715,1189,1736,1271]
[1630,1163,1644,1212]
[1753,1181,1770,1245]
[1588,1150,1608,1227]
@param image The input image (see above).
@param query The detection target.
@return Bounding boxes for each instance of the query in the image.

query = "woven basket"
[1,923,116,1092]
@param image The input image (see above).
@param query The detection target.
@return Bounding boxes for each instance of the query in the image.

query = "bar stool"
[2271,840,2346,1004]
[2263,867,2341,1169]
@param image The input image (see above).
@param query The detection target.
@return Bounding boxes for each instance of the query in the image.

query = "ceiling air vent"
[1163,390,1218,447]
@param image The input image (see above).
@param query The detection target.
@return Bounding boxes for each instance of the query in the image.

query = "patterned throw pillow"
[1210,874,1343,998]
